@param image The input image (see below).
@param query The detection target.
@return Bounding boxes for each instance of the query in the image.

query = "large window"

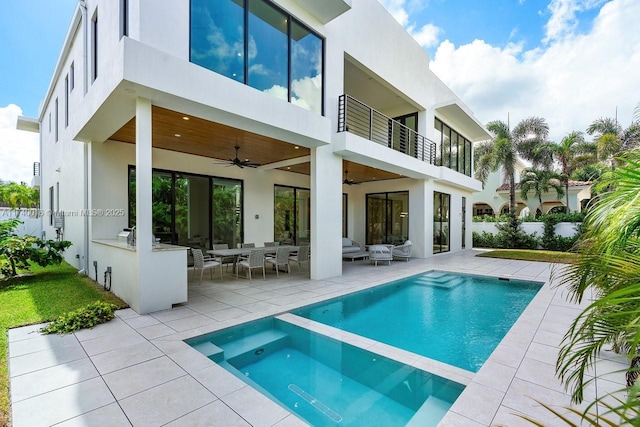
[434,118,473,177]
[342,193,348,238]
[274,185,310,246]
[128,167,243,249]
[190,0,323,114]
[366,192,409,245]
[433,191,450,254]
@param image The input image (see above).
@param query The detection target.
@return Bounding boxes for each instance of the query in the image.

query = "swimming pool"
[294,271,542,372]
[187,316,464,426]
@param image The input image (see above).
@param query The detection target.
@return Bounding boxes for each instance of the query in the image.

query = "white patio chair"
[392,240,412,262]
[241,243,255,248]
[237,248,266,280]
[212,243,234,272]
[289,245,310,272]
[368,244,393,266]
[190,248,222,282]
[264,241,280,247]
[265,246,290,276]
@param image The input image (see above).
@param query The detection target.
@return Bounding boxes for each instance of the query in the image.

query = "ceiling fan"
[215,145,260,168]
[343,170,361,185]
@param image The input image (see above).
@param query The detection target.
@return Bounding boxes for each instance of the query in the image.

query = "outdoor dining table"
[206,246,300,277]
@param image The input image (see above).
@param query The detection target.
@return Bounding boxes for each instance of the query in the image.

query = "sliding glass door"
[366,191,409,245]
[433,191,450,253]
[274,185,310,246]
[128,167,243,250]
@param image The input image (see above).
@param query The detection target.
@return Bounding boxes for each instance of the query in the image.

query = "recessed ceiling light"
[182,116,189,120]
[287,167,291,170]
[294,146,299,149]
[174,133,181,137]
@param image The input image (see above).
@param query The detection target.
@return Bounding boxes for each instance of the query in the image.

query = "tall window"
[120,0,128,37]
[54,98,59,142]
[70,62,75,91]
[64,75,69,128]
[433,191,450,254]
[342,193,348,238]
[462,196,466,249]
[434,118,472,177]
[128,167,243,249]
[366,191,409,245]
[49,186,54,226]
[190,0,324,114]
[91,11,98,81]
[274,185,310,246]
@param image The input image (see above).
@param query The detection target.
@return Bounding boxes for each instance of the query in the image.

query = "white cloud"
[378,0,410,26]
[429,0,640,143]
[0,104,39,184]
[544,0,608,43]
[408,23,441,48]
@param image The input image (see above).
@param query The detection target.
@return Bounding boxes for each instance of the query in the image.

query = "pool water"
[294,271,542,372]
[187,317,464,426]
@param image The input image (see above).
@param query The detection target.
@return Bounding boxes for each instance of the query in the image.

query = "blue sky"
[2,0,640,183]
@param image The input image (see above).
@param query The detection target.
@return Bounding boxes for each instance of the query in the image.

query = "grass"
[475,249,578,264]
[0,263,127,427]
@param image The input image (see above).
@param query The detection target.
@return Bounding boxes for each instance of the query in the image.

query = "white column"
[134,97,152,313]
[310,145,342,279]
[424,180,435,256]
[409,180,428,258]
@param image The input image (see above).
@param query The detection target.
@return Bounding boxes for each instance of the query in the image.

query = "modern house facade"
[472,161,591,217]
[19,0,489,313]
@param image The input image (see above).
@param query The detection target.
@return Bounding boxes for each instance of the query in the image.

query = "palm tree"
[587,117,640,168]
[555,150,640,413]
[0,181,39,215]
[551,131,597,213]
[475,117,550,216]
[519,169,564,216]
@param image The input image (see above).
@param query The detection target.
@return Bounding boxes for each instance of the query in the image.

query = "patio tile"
[473,360,517,393]
[237,300,282,314]
[122,314,160,329]
[223,385,291,427]
[8,331,79,357]
[438,410,488,427]
[206,307,251,322]
[187,299,233,314]
[11,377,115,427]
[135,322,177,339]
[7,323,47,342]
[102,356,186,399]
[9,340,86,377]
[54,402,132,427]
[10,357,99,403]
[167,347,215,373]
[150,306,199,323]
[191,364,248,398]
[74,317,131,342]
[209,292,259,306]
[273,414,309,427]
[115,308,141,320]
[164,400,250,426]
[118,375,216,426]
[164,313,219,332]
[525,341,559,365]
[80,328,148,356]
[90,341,164,375]
[447,382,504,426]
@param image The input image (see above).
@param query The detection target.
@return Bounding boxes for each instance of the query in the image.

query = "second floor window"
[190,0,323,114]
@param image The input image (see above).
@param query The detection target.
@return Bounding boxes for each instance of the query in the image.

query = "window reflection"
[291,20,322,113]
[190,0,245,83]
[366,192,409,245]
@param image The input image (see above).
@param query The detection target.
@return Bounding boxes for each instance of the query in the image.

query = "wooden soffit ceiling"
[108,106,310,165]
[278,160,404,183]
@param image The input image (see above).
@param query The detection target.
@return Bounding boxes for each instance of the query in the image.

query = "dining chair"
[190,248,223,282]
[289,245,310,272]
[264,241,280,247]
[237,248,266,280]
[264,246,290,276]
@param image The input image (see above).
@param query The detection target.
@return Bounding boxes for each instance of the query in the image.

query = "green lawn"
[0,263,127,426]
[475,249,578,263]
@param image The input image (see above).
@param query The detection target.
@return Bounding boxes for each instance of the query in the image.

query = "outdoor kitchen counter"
[92,239,189,252]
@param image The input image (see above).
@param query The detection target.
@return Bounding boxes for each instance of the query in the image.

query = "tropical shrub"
[41,301,119,334]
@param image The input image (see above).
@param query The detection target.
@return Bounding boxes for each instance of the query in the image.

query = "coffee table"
[342,251,369,262]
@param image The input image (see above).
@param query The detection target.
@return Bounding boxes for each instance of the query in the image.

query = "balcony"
[337,95,436,165]
[31,162,41,189]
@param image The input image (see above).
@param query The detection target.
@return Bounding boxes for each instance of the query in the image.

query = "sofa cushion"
[342,246,361,254]
[342,237,352,247]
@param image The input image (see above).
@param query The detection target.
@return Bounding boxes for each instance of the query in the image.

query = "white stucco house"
[18,0,489,313]
[472,160,591,217]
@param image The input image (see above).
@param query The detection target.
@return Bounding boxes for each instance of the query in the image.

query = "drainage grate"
[288,384,342,422]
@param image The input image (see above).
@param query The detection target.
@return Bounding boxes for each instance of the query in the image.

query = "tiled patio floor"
[8,250,628,426]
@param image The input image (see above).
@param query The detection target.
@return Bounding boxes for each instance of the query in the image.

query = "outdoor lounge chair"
[237,248,265,280]
[265,246,291,276]
[392,240,412,261]
[368,244,393,266]
[190,248,223,282]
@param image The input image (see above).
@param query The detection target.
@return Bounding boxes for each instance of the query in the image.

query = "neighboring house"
[17,0,489,313]
[472,160,591,217]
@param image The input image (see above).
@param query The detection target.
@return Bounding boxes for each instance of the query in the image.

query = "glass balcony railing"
[337,94,436,165]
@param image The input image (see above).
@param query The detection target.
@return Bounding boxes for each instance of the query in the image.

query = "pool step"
[223,329,289,361]
[191,341,224,363]
[415,275,465,289]
[405,396,452,427]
